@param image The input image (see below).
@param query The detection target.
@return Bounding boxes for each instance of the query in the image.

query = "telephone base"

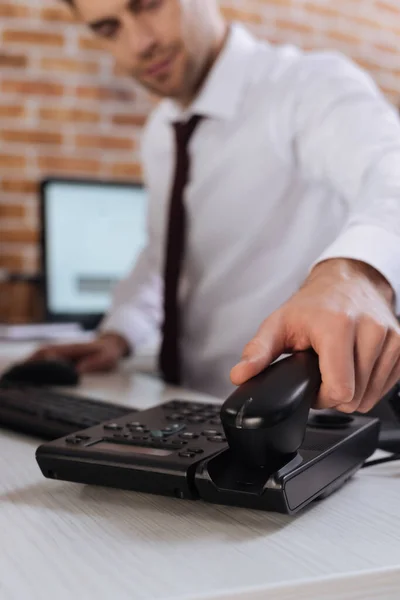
[195,415,380,514]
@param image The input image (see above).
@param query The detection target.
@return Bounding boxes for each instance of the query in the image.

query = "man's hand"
[230,259,400,413]
[27,332,130,375]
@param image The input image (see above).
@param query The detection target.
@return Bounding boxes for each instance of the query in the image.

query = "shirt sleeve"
[288,51,400,314]
[98,242,162,353]
[98,114,164,352]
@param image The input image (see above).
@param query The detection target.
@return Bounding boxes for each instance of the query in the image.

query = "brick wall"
[0,0,399,321]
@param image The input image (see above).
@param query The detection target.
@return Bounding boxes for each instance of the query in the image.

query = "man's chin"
[137,77,184,101]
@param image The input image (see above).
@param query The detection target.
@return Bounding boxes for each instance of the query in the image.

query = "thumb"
[230,313,286,386]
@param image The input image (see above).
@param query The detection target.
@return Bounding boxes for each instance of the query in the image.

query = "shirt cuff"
[310,223,400,315]
[99,306,159,355]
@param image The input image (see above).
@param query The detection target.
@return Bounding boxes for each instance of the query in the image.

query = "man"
[32,0,400,413]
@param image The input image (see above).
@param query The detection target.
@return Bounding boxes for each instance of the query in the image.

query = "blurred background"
[0,0,399,325]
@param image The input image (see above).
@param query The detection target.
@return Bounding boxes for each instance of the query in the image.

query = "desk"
[0,341,399,600]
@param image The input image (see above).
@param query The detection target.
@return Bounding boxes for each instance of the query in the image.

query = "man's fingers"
[28,343,98,364]
[357,329,400,413]
[27,347,59,361]
[230,312,286,385]
[49,343,98,359]
[345,317,388,412]
[77,353,116,374]
[315,318,356,411]
[380,355,400,400]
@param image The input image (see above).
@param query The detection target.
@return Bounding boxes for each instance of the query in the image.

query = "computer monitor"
[40,177,148,330]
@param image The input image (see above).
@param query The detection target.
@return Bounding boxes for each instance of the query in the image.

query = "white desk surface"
[0,341,399,600]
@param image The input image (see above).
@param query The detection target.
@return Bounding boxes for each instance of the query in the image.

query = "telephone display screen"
[92,442,173,457]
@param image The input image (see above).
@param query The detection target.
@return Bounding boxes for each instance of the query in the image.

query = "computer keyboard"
[0,382,137,440]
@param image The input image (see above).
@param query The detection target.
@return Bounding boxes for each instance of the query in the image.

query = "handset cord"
[362,454,400,468]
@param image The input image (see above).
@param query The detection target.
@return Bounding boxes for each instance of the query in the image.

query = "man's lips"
[143,50,178,78]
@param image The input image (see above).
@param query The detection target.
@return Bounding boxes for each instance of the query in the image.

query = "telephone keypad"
[66,400,225,461]
[179,451,196,458]
[166,414,185,421]
[179,432,199,440]
[188,416,206,424]
[207,435,226,443]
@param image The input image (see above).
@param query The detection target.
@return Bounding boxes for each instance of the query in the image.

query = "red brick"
[76,135,134,151]
[112,114,147,127]
[38,156,101,176]
[1,79,64,97]
[376,1,400,14]
[0,253,25,271]
[221,6,263,24]
[275,19,314,34]
[0,279,43,324]
[373,42,399,54]
[78,36,107,52]
[351,15,383,30]
[326,30,361,45]
[76,85,135,102]
[266,0,292,6]
[0,104,25,119]
[303,3,340,18]
[1,179,37,194]
[0,228,38,244]
[0,52,28,68]
[41,57,99,75]
[110,162,143,180]
[1,129,62,146]
[0,154,26,169]
[0,3,30,18]
[0,204,26,219]
[2,30,64,47]
[380,85,400,98]
[39,108,100,124]
[40,6,76,23]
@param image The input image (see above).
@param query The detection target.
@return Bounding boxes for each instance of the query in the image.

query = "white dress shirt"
[101,23,400,400]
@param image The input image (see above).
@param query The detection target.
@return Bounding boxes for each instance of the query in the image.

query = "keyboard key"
[0,383,135,440]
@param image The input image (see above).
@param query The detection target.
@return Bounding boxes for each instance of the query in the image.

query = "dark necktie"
[159,114,203,385]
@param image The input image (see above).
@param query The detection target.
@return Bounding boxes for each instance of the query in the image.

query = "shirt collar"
[163,23,260,123]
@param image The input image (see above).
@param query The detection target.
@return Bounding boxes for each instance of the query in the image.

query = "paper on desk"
[0,322,87,341]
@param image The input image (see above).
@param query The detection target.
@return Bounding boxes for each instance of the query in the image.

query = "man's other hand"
[27,332,130,375]
[230,259,400,413]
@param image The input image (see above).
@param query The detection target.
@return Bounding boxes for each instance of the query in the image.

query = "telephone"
[36,351,381,514]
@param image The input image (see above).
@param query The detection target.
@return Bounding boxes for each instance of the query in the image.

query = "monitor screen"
[41,178,147,323]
